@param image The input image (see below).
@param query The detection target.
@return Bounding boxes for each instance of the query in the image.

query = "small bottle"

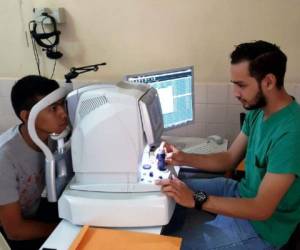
[156,148,166,171]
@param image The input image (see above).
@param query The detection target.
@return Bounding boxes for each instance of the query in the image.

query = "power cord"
[40,15,57,79]
[28,20,41,75]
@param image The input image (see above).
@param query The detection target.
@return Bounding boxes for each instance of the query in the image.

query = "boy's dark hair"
[230,40,287,88]
[11,75,59,120]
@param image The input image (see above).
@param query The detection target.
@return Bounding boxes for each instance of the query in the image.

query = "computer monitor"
[125,66,194,130]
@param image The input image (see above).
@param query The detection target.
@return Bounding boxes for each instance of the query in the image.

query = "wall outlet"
[33,7,65,24]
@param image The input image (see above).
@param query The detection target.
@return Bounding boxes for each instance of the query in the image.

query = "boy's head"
[11,75,68,138]
[11,75,59,120]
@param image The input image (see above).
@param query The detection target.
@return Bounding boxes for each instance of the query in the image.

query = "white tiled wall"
[164,82,300,144]
[1,79,300,144]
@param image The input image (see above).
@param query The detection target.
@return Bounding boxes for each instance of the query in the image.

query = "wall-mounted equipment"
[33,7,65,24]
[29,10,64,77]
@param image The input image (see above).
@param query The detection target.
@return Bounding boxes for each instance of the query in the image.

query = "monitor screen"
[125,66,194,130]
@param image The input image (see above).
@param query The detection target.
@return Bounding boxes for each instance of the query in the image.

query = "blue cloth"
[162,177,279,250]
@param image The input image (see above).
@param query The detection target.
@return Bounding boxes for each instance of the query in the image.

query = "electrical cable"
[28,21,41,75]
[41,15,52,46]
[40,15,57,79]
[50,54,57,79]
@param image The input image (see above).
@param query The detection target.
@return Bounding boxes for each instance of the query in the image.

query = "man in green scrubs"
[157,40,300,249]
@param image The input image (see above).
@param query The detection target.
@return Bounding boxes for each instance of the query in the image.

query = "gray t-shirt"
[0,126,45,218]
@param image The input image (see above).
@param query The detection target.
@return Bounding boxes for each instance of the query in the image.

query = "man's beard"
[242,89,267,110]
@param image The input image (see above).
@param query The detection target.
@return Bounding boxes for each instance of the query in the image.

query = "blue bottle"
[156,149,166,171]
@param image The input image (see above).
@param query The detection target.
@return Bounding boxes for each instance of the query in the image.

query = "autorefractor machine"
[27,68,176,227]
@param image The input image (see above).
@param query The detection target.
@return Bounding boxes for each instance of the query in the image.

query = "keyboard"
[183,140,228,154]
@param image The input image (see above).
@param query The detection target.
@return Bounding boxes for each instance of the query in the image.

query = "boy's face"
[35,98,68,139]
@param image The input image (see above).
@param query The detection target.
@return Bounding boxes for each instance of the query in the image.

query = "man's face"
[230,61,267,110]
[35,98,68,138]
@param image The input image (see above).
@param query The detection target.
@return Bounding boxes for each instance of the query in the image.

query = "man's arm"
[202,173,295,220]
[0,201,57,240]
[157,173,295,220]
[165,132,248,173]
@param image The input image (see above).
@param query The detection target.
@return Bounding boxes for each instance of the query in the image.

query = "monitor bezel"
[124,65,195,131]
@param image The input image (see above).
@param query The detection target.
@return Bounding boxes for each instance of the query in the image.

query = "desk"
[40,220,162,250]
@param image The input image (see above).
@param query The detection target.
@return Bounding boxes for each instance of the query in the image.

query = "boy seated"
[0,75,68,250]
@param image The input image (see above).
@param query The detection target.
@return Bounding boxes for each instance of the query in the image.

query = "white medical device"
[28,82,176,227]
[29,81,176,227]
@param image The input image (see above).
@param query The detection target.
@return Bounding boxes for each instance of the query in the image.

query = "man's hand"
[164,143,186,166]
[156,175,195,208]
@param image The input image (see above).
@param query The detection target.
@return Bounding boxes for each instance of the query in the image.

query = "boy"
[0,75,68,250]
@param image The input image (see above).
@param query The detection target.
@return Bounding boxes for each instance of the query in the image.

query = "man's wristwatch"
[193,191,208,210]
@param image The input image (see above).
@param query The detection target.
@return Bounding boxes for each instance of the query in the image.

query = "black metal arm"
[65,62,107,83]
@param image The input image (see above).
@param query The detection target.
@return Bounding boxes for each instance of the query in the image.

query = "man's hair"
[230,40,287,88]
[11,75,59,119]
